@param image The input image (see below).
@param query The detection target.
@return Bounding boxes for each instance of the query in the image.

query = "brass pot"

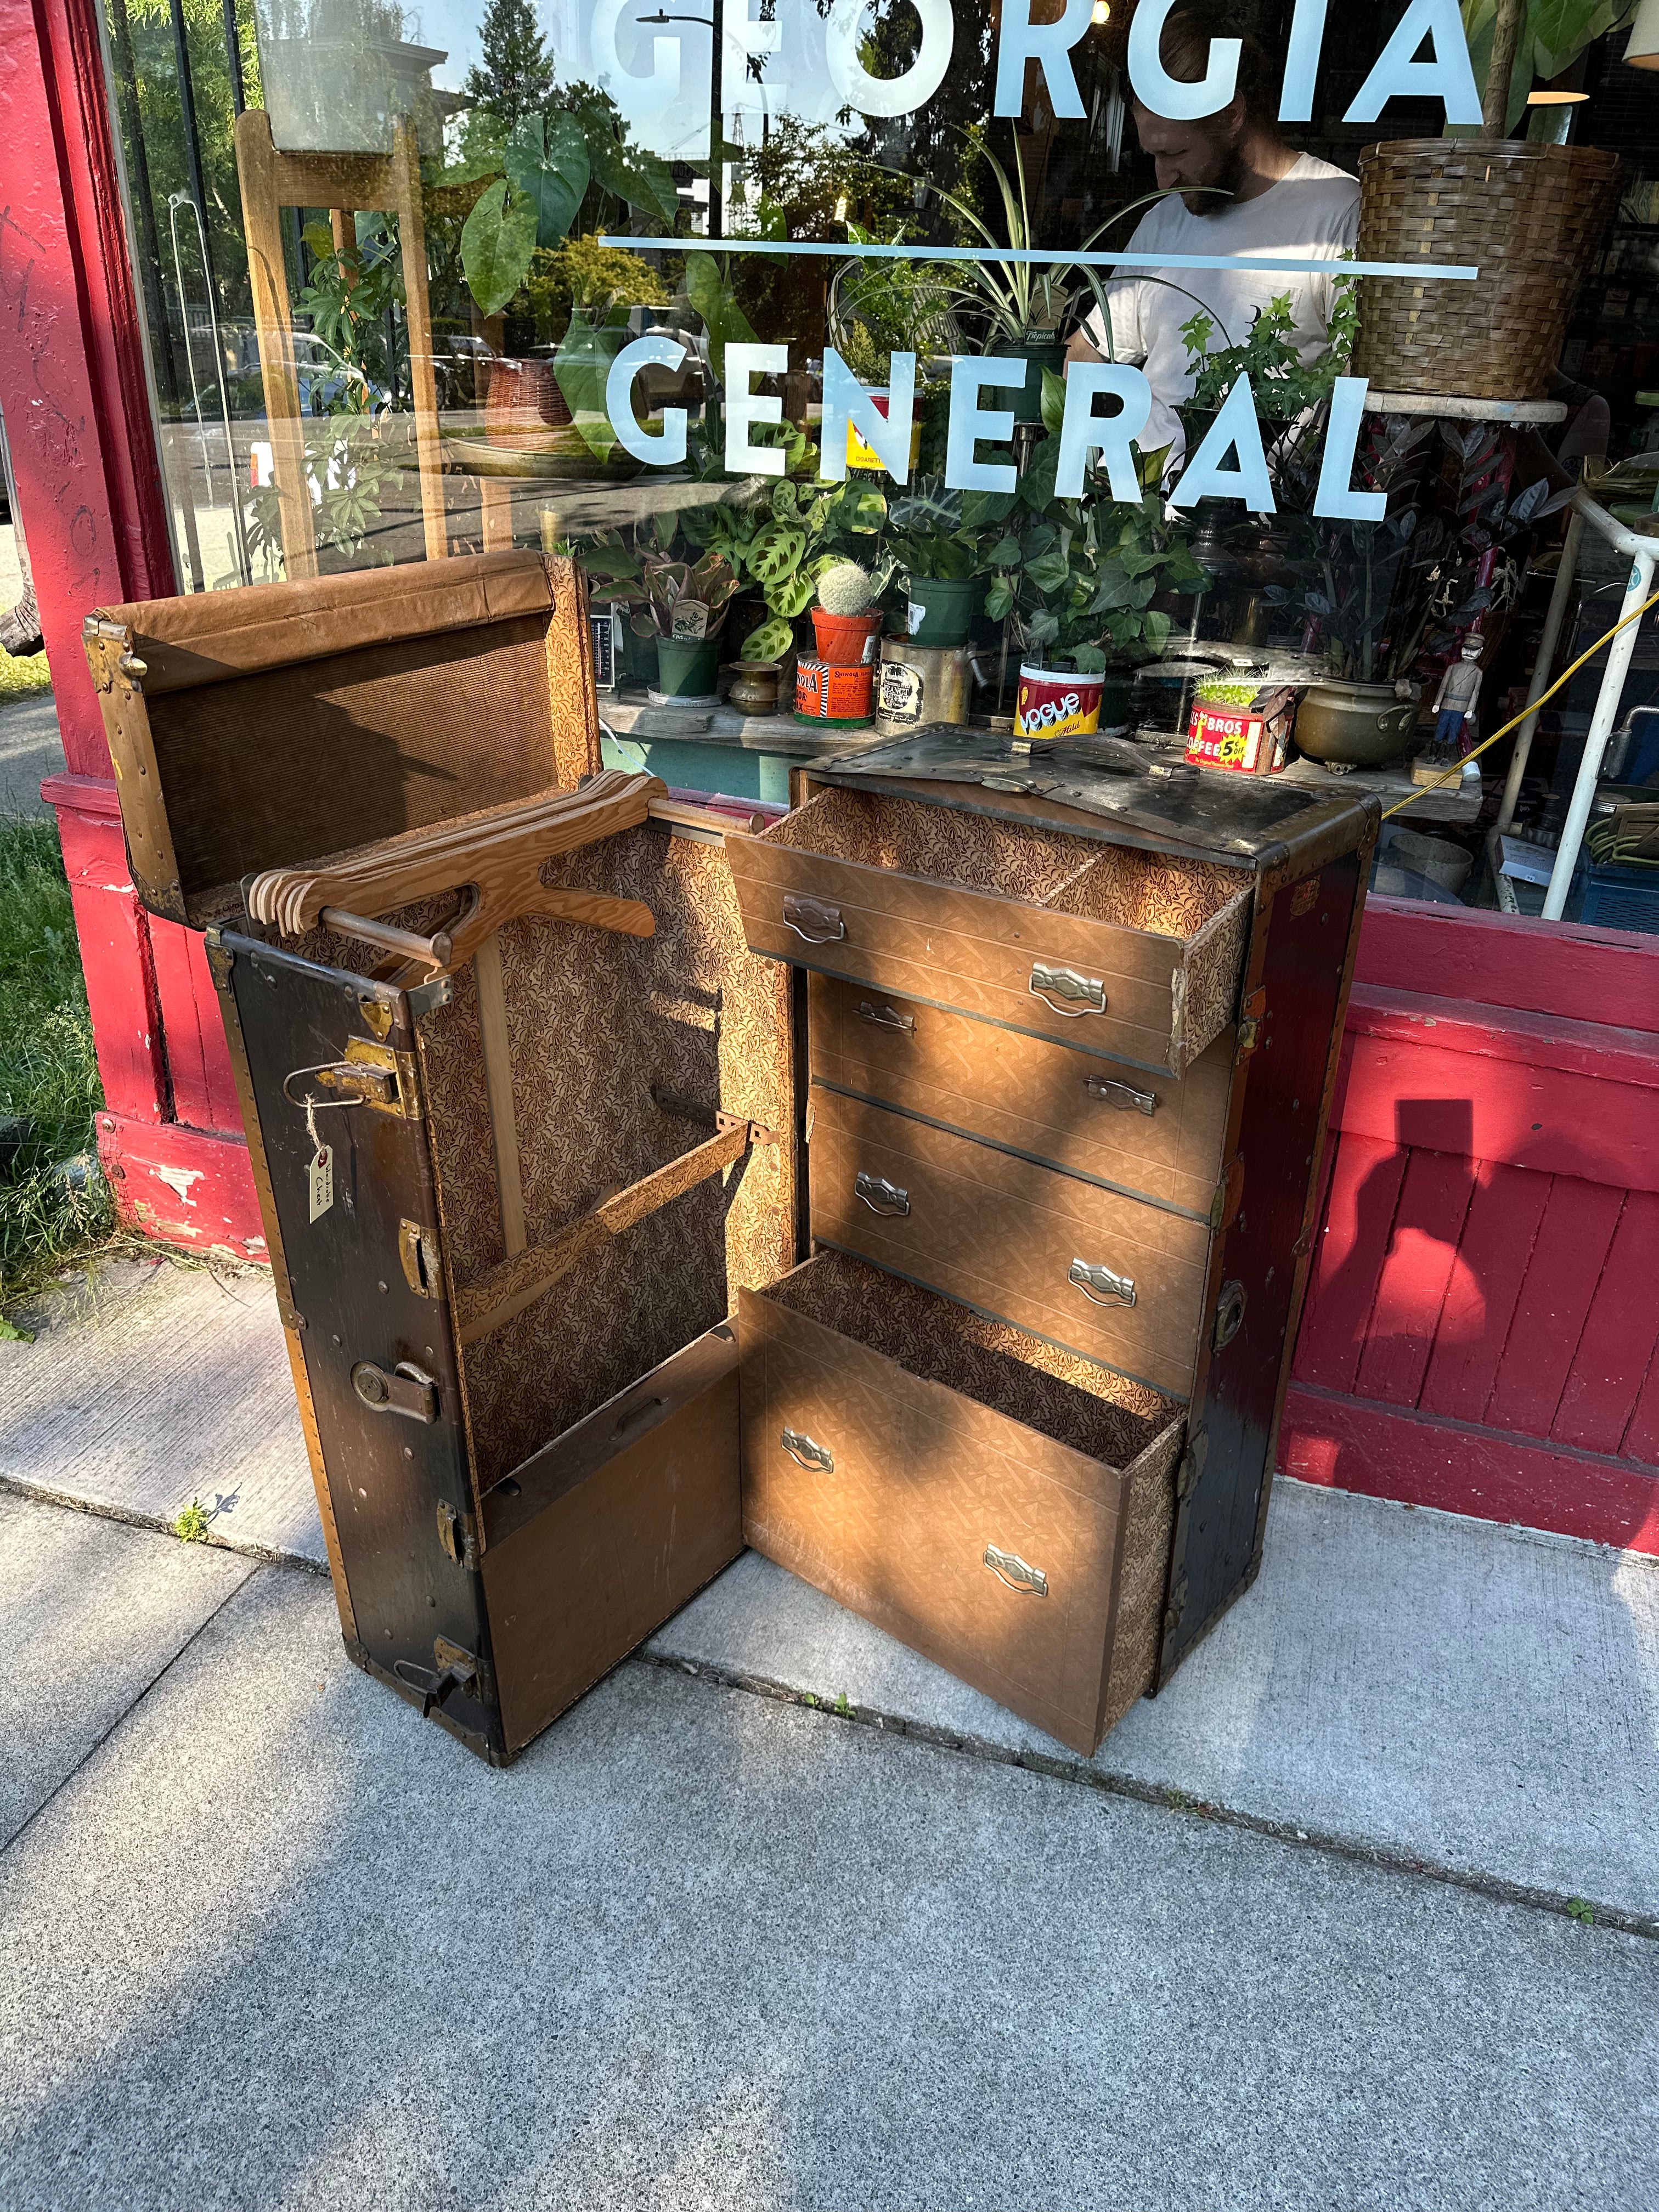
[1294,680,1418,768]
[727,659,782,715]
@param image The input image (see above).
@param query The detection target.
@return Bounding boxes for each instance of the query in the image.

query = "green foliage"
[296,214,405,400]
[446,87,680,326]
[524,238,667,347]
[738,617,795,663]
[0,817,110,1307]
[504,111,591,250]
[464,0,555,128]
[1460,0,1624,135]
[828,230,960,381]
[730,115,912,245]
[1567,1897,1595,1925]
[684,253,760,382]
[1181,278,1357,424]
[173,1498,213,1543]
[460,176,541,319]
[923,127,1176,348]
[887,478,981,585]
[0,654,52,701]
[981,444,1204,669]
[552,308,631,462]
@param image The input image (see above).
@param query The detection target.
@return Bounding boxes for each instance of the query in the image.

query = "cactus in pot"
[812,561,882,666]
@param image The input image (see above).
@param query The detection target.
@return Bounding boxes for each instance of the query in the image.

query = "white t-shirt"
[1085,152,1360,460]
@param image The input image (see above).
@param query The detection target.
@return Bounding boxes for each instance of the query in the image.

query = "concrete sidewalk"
[3,1252,1657,2205]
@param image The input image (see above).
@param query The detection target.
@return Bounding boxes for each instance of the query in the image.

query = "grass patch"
[0,811,111,1306]
[0,652,51,700]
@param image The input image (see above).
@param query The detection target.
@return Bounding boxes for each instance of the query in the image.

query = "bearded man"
[1067,3,1359,461]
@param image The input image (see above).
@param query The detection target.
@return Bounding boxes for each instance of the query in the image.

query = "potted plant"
[980,418,1206,738]
[627,550,741,701]
[922,129,1173,425]
[812,561,883,666]
[886,478,985,648]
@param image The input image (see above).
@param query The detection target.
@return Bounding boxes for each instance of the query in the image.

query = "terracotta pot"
[484,358,574,448]
[811,607,882,667]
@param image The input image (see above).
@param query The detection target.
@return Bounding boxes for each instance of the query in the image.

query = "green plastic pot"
[654,634,720,698]
[904,575,985,648]
[1006,337,1066,425]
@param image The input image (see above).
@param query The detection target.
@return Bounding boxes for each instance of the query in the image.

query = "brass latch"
[436,1500,479,1570]
[1235,988,1268,1062]
[394,1636,494,1717]
[399,1219,442,1298]
[287,1038,418,1118]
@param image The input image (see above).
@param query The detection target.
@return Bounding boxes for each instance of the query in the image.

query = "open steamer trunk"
[86,556,1373,1768]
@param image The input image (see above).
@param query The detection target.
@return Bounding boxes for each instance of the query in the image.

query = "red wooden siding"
[1282,901,1659,1555]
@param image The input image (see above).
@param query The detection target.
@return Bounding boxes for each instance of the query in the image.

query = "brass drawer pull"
[1069,1256,1137,1308]
[782,892,845,944]
[855,1171,910,1217]
[1030,961,1107,1018]
[1084,1074,1158,1116]
[857,999,915,1033]
[781,1426,834,1473]
[984,1543,1048,1597]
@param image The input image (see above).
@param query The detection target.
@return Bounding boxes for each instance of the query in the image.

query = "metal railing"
[1496,489,1659,921]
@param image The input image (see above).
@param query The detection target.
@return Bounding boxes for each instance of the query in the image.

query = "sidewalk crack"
[0,1568,262,1860]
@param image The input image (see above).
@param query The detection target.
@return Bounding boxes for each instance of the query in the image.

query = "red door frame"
[0,0,263,1257]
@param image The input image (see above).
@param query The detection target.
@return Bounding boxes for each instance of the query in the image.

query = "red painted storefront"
[4,0,1656,1552]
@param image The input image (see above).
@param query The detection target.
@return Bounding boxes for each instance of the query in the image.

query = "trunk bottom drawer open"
[738,1251,1185,1756]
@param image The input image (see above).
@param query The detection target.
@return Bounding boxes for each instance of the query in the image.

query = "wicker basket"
[1352,140,1621,401]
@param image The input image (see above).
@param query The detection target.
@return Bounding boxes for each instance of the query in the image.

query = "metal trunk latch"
[1213,1280,1247,1352]
[394,1637,493,1718]
[352,1359,439,1423]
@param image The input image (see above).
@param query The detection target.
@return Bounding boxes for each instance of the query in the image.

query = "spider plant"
[922,126,1177,346]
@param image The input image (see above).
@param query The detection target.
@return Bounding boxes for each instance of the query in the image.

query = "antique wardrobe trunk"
[86,554,1376,1766]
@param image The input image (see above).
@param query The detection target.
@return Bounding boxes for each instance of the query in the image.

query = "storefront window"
[96,1,1659,934]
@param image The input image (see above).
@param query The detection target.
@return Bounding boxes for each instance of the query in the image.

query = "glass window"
[97,1,1659,934]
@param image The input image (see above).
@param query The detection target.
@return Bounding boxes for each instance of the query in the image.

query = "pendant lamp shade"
[1627,0,1659,69]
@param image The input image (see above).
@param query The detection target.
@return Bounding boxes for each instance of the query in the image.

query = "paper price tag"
[308,1143,334,1223]
[302,1097,334,1223]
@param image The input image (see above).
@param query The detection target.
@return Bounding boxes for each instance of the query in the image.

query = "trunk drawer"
[808,972,1233,1218]
[738,1251,1184,1756]
[809,1092,1211,1398]
[727,786,1252,1075]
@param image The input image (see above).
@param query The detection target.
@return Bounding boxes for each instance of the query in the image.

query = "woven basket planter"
[1352,139,1621,401]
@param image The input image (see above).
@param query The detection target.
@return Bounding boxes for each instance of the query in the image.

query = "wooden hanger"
[245,770,664,972]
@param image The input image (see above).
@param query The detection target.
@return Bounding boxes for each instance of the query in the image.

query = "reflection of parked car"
[287,332,393,416]
[179,332,393,422]
[432,332,497,410]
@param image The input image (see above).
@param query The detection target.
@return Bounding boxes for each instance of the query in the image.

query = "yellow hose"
[1379,584,1659,819]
